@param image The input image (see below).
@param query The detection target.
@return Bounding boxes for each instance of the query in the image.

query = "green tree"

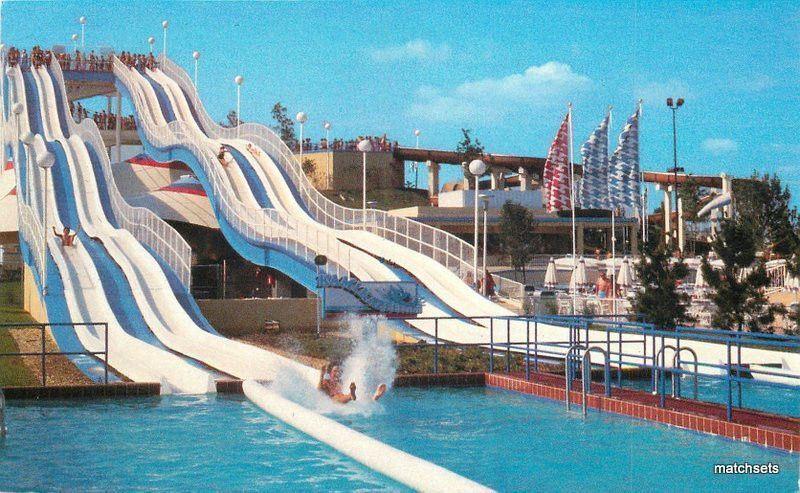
[270,102,297,149]
[632,234,692,330]
[701,218,784,333]
[301,157,316,176]
[733,172,799,256]
[498,202,538,283]
[678,178,702,220]
[456,128,485,178]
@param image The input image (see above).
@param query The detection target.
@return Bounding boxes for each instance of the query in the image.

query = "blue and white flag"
[608,106,641,209]
[579,113,610,210]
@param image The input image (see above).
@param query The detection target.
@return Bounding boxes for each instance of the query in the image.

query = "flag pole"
[609,105,617,316]
[568,103,577,315]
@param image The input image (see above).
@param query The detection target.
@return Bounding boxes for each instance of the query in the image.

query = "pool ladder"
[565,345,611,416]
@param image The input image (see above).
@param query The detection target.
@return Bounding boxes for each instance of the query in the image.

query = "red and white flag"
[542,113,571,212]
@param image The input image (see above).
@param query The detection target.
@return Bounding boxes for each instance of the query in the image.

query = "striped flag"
[608,106,641,208]
[542,113,571,212]
[579,113,610,210]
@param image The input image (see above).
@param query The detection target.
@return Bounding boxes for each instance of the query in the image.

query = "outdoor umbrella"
[543,257,558,289]
[617,257,633,288]
[569,257,589,293]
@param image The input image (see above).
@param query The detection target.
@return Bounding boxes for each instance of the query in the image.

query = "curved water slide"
[151,57,800,377]
[8,64,213,393]
[38,59,324,386]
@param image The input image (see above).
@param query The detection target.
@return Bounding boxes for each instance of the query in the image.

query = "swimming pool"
[0,395,404,491]
[1,388,797,491]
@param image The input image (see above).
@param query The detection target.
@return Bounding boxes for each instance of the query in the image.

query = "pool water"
[0,395,404,491]
[332,387,799,492]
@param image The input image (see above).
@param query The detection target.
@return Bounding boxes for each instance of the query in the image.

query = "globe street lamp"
[234,75,244,137]
[323,121,331,189]
[357,138,373,223]
[161,20,169,57]
[78,16,87,51]
[296,111,308,162]
[666,97,685,251]
[71,34,79,54]
[413,128,421,188]
[469,159,487,288]
[38,151,55,295]
[192,51,200,89]
[147,36,155,54]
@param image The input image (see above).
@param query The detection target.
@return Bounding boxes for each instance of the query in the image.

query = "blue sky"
[4,0,800,204]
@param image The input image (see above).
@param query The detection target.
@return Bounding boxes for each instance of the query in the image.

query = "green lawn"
[0,280,38,386]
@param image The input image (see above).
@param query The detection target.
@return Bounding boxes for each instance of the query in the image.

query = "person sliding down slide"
[318,363,387,403]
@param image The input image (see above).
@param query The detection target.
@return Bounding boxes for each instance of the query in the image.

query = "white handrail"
[160,55,474,280]
[49,57,194,287]
[113,57,351,279]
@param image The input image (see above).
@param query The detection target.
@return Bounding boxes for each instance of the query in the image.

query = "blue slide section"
[116,79,320,292]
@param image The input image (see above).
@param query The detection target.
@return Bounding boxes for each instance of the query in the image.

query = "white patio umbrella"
[569,257,589,293]
[605,259,615,277]
[617,257,634,288]
[694,265,708,290]
[543,257,558,289]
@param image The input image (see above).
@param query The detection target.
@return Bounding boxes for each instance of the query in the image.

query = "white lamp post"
[78,16,86,51]
[70,34,79,54]
[323,121,331,189]
[468,159,487,288]
[296,111,308,162]
[234,75,244,137]
[357,138,373,225]
[147,36,155,54]
[479,193,489,295]
[413,128,421,188]
[192,51,200,89]
[38,151,55,295]
[161,20,169,56]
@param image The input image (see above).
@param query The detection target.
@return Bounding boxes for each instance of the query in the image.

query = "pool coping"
[1,382,160,399]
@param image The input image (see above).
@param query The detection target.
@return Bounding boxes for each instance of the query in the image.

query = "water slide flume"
[243,380,493,493]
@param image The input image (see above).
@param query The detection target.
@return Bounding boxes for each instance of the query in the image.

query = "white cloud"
[703,138,738,155]
[370,39,451,63]
[408,61,591,123]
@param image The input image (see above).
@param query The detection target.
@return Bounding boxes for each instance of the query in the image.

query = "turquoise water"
[332,387,799,492]
[0,395,403,492]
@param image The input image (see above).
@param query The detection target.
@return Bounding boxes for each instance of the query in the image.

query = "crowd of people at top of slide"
[69,101,136,130]
[4,45,156,72]
[293,134,399,153]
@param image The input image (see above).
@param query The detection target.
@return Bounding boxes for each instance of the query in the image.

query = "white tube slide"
[243,380,492,493]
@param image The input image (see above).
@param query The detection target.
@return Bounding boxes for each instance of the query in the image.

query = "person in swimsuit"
[217,145,229,167]
[53,226,77,247]
[318,363,387,404]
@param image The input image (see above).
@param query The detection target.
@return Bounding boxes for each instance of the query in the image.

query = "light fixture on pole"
[413,128,421,188]
[666,97,685,252]
[147,36,155,54]
[70,34,79,54]
[314,254,328,338]
[479,193,490,296]
[323,121,331,189]
[296,111,308,162]
[469,159,487,288]
[234,75,244,137]
[192,51,200,89]
[357,138,373,224]
[78,16,87,51]
[38,151,55,295]
[161,20,169,56]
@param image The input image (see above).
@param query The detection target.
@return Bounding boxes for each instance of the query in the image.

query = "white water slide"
[123,56,800,379]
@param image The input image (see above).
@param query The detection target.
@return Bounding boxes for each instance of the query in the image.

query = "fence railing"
[49,57,194,287]
[397,314,800,420]
[0,322,109,386]
[160,55,475,281]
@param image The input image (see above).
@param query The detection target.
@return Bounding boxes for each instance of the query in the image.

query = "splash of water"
[268,314,398,416]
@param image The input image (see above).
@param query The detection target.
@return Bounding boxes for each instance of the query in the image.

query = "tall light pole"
[469,159,487,288]
[78,16,86,51]
[666,97,685,252]
[479,193,489,295]
[38,151,55,295]
[323,121,331,189]
[147,36,155,54]
[161,20,169,57]
[234,75,244,137]
[71,34,79,54]
[192,51,200,89]
[296,111,308,161]
[414,128,421,188]
[357,138,373,224]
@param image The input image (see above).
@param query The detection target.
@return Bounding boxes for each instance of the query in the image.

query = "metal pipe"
[0,388,5,436]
